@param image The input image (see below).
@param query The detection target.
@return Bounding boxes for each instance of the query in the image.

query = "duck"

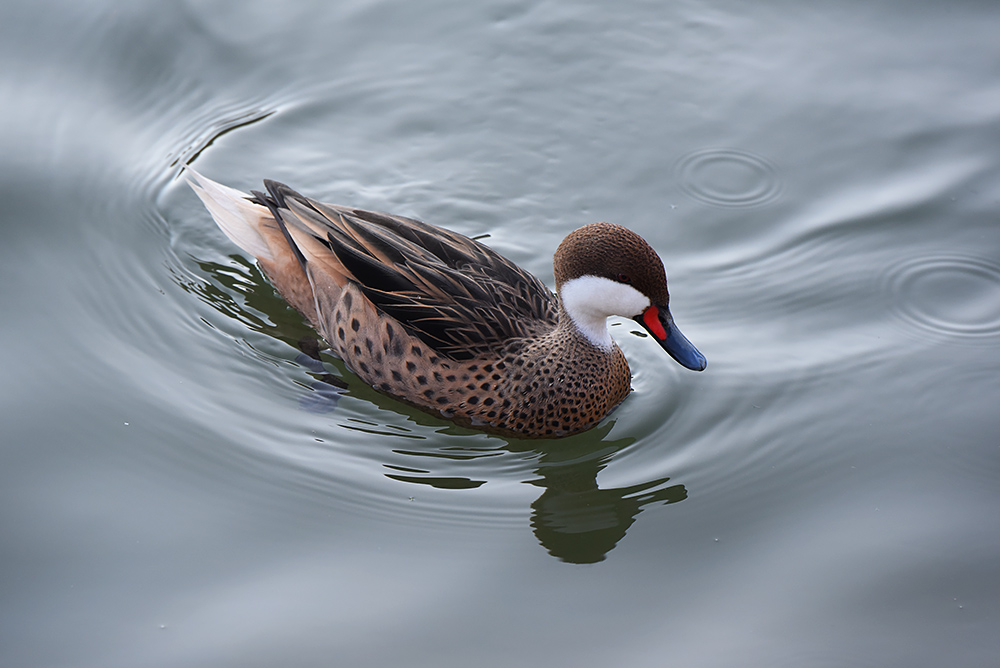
[186,169,706,438]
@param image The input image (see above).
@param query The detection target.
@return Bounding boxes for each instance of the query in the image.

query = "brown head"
[553,222,669,302]
[553,222,706,371]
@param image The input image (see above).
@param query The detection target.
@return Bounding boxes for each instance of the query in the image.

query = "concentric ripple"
[676,148,781,207]
[884,254,1000,342]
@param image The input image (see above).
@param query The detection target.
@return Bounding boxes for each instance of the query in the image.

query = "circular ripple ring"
[676,148,781,208]
[884,254,1000,342]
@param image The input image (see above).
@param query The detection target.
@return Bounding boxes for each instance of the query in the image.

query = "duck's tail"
[185,167,275,262]
[185,167,327,326]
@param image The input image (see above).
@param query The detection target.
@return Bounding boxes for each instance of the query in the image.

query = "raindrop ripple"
[676,148,781,207]
[884,253,1000,342]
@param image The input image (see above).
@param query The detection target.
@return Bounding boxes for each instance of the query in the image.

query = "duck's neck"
[557,301,615,351]
[557,275,650,351]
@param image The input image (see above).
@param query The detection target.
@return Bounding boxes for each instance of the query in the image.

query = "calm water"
[3,1,999,666]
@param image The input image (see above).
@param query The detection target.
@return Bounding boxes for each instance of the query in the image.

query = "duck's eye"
[616,273,631,284]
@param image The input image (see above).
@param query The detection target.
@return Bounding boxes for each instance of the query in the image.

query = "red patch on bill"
[642,306,668,340]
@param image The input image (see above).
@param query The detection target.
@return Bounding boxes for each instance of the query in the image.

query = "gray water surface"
[2,1,999,666]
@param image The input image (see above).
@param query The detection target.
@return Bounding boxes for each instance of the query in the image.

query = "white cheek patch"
[560,275,651,350]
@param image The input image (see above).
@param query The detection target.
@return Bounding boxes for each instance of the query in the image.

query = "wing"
[252,180,559,360]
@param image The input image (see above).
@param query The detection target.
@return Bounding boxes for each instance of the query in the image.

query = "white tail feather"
[185,168,274,261]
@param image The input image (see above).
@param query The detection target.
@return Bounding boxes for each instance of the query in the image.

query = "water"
[3,1,999,666]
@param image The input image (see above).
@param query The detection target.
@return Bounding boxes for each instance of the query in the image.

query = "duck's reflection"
[500,426,686,563]
[527,448,686,563]
[369,419,688,564]
[377,425,687,564]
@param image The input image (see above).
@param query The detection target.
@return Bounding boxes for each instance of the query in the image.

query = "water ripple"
[883,254,1000,343]
[676,148,781,208]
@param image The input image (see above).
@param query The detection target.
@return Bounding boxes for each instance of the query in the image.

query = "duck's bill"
[635,305,707,371]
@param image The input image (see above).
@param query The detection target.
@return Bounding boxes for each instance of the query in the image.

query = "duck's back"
[190,172,558,345]
[265,180,559,352]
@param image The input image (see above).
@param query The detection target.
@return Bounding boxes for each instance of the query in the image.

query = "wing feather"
[250,180,557,359]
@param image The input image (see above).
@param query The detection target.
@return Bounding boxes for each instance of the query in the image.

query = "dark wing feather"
[253,181,558,360]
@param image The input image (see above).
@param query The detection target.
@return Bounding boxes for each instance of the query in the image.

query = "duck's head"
[554,222,706,371]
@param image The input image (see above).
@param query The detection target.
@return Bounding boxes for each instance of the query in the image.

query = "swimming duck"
[187,170,705,438]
